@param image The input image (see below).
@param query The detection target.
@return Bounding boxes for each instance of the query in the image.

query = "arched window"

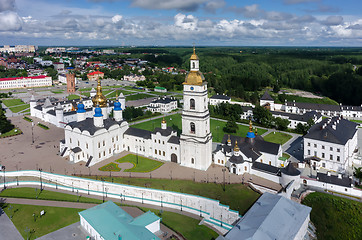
[192,62,195,69]
[190,98,195,110]
[190,122,195,134]
[191,158,195,164]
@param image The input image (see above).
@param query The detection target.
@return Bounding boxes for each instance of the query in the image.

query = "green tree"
[274,117,290,131]
[0,102,14,134]
[223,120,238,133]
[253,106,273,127]
[354,167,362,185]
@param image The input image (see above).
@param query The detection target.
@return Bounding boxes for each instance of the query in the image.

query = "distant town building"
[53,62,65,73]
[102,49,115,54]
[45,47,66,54]
[147,97,177,113]
[123,74,146,82]
[271,110,322,129]
[0,45,36,53]
[87,71,104,81]
[260,91,275,110]
[154,86,167,93]
[66,73,76,93]
[209,94,231,105]
[0,75,52,89]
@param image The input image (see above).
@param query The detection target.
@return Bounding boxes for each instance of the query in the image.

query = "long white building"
[0,75,52,89]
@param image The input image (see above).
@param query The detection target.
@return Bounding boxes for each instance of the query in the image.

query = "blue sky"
[0,0,361,46]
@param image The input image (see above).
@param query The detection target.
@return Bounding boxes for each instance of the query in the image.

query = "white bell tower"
[179,47,212,171]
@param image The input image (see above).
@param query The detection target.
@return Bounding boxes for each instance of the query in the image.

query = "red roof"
[87,71,104,75]
[0,75,50,81]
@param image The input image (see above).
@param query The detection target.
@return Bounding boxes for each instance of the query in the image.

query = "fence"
[3,170,241,234]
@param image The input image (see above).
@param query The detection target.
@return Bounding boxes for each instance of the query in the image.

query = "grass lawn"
[1,203,83,240]
[106,90,133,98]
[351,119,362,124]
[116,154,163,172]
[99,162,121,172]
[51,90,63,94]
[0,127,22,138]
[282,153,290,159]
[263,131,292,145]
[9,104,29,113]
[302,192,362,240]
[132,113,268,142]
[81,92,90,97]
[84,176,260,215]
[2,98,25,107]
[126,93,154,101]
[140,207,218,240]
[0,187,103,204]
[67,94,81,100]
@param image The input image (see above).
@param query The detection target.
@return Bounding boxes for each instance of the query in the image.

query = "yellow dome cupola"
[92,78,107,108]
[184,46,204,86]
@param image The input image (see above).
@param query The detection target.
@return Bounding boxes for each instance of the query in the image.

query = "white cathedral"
[60,48,213,170]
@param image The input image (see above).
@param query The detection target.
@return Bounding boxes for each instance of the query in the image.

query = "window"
[337,148,340,152]
[158,140,160,144]
[77,141,80,146]
[190,99,195,110]
[308,150,310,155]
[154,139,156,143]
[159,150,161,155]
[307,142,310,146]
[337,156,340,162]
[109,149,111,154]
[103,140,105,146]
[218,159,220,163]
[322,163,325,167]
[269,161,271,165]
[314,144,317,148]
[260,159,263,163]
[86,143,88,149]
[192,62,195,69]
[330,147,333,151]
[163,151,165,156]
[322,145,325,149]
[330,155,333,160]
[99,153,101,158]
[190,122,195,134]
[244,166,247,171]
[155,149,157,154]
[163,141,165,145]
[103,151,105,156]
[322,153,325,158]
[70,138,72,143]
[314,151,317,157]
[112,137,114,143]
[191,158,195,164]
[98,142,100,148]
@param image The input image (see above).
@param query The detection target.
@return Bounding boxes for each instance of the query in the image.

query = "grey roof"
[153,127,174,136]
[151,97,176,104]
[229,155,245,164]
[252,162,280,175]
[221,134,280,161]
[124,127,152,139]
[280,162,301,176]
[67,118,124,135]
[241,106,253,112]
[304,117,358,145]
[271,110,321,122]
[286,101,341,112]
[71,147,82,153]
[221,192,311,240]
[317,172,352,187]
[260,91,274,101]
[168,135,180,144]
[210,94,231,100]
[341,105,362,112]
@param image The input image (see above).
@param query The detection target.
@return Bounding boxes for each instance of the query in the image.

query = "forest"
[134,47,362,106]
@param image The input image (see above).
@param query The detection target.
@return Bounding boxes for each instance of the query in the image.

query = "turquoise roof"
[79,201,160,240]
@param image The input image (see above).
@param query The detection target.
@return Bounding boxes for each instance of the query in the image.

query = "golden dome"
[161,117,166,124]
[227,134,231,144]
[234,140,240,152]
[92,79,107,107]
[190,46,199,60]
[184,71,204,85]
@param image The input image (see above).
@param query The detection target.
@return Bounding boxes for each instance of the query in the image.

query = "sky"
[0,0,361,46]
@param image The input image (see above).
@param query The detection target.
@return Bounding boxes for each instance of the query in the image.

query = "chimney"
[338,173,342,179]
[327,171,331,176]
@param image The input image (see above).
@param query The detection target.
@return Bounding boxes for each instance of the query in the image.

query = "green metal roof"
[131,211,160,227]
[79,201,160,240]
[155,86,166,90]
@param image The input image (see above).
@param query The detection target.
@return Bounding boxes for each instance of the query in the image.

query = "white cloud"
[204,0,225,13]
[0,0,15,12]
[131,0,207,11]
[322,15,343,26]
[112,14,122,23]
[0,10,22,31]
[174,13,198,30]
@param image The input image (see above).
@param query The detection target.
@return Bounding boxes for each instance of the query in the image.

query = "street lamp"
[2,166,6,189]
[39,168,42,191]
[222,168,226,192]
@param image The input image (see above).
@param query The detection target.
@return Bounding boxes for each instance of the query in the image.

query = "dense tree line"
[209,103,244,121]
[0,100,14,134]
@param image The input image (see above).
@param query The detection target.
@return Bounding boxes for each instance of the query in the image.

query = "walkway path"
[0,207,23,240]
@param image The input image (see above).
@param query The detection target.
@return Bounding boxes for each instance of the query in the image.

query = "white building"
[304,117,358,173]
[147,97,177,113]
[123,74,146,82]
[271,110,322,129]
[209,94,231,106]
[79,201,161,240]
[0,75,52,89]
[213,122,283,176]
[0,45,36,53]
[154,86,167,93]
[59,48,213,172]
[217,192,312,240]
[260,91,275,110]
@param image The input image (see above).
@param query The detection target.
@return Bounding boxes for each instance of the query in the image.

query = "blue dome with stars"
[246,131,255,139]
[94,107,103,117]
[114,101,122,111]
[77,102,86,113]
